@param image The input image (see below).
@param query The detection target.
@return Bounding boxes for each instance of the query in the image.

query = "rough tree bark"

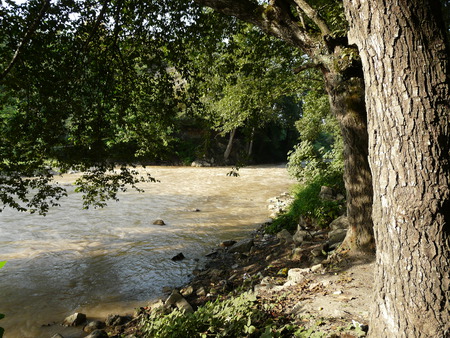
[194,0,375,252]
[344,0,450,336]
[323,71,374,251]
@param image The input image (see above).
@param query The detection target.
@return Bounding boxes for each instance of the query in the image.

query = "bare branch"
[0,0,50,81]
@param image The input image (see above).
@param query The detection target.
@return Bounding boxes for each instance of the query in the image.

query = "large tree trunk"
[322,72,374,252]
[344,0,450,336]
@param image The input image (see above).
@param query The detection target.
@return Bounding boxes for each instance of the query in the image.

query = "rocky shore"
[51,191,374,338]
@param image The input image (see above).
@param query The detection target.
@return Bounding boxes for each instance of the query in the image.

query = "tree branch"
[193,0,317,52]
[0,0,50,81]
[292,0,331,36]
[293,62,321,73]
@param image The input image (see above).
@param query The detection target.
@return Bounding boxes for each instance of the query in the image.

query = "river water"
[0,165,294,338]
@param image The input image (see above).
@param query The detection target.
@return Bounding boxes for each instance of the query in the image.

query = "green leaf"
[0,262,6,269]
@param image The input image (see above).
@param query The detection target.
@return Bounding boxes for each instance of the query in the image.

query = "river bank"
[55,194,374,338]
[0,165,296,338]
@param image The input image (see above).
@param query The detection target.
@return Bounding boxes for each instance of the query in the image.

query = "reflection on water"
[0,165,294,338]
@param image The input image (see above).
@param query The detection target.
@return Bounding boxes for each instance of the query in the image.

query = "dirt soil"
[117,223,375,337]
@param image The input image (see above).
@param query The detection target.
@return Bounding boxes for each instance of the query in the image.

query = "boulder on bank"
[191,160,212,167]
[276,229,294,244]
[62,312,86,327]
[228,238,254,253]
[328,228,347,245]
[319,186,334,201]
[220,240,237,248]
[165,290,194,313]
[329,215,349,230]
[84,330,108,338]
[105,314,131,327]
[293,228,312,245]
[83,320,105,333]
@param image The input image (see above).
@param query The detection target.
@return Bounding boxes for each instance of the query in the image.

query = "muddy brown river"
[0,165,294,337]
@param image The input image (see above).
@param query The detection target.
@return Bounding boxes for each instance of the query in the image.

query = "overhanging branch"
[292,0,331,36]
[0,0,50,81]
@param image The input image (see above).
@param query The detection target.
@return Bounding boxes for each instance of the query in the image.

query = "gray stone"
[165,290,194,313]
[180,285,194,297]
[228,238,254,253]
[191,160,211,167]
[328,228,347,245]
[287,268,310,283]
[293,228,312,245]
[85,330,108,338]
[291,247,303,260]
[276,229,293,244]
[83,320,105,333]
[310,264,323,272]
[62,313,86,327]
[196,286,207,297]
[105,314,130,326]
[220,240,236,248]
[329,215,349,230]
[319,186,334,200]
[310,248,324,257]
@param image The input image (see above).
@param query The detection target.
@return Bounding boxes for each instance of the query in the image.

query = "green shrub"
[137,292,300,338]
[266,172,345,234]
[138,293,263,337]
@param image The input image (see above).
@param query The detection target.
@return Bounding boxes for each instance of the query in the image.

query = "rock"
[83,320,105,333]
[208,269,224,279]
[336,193,345,201]
[84,330,108,338]
[171,252,185,261]
[291,247,303,260]
[191,160,212,167]
[180,285,194,297]
[196,286,207,297]
[276,229,294,244]
[328,228,347,245]
[105,314,130,327]
[153,219,166,225]
[165,290,194,313]
[205,250,218,257]
[220,240,236,248]
[62,313,87,327]
[148,299,168,313]
[287,268,310,283]
[329,215,349,230]
[51,334,64,338]
[228,238,254,253]
[310,264,323,272]
[293,228,312,245]
[311,247,324,257]
[319,186,334,200]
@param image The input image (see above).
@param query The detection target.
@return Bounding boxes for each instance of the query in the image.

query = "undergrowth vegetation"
[266,172,345,234]
[137,292,300,337]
